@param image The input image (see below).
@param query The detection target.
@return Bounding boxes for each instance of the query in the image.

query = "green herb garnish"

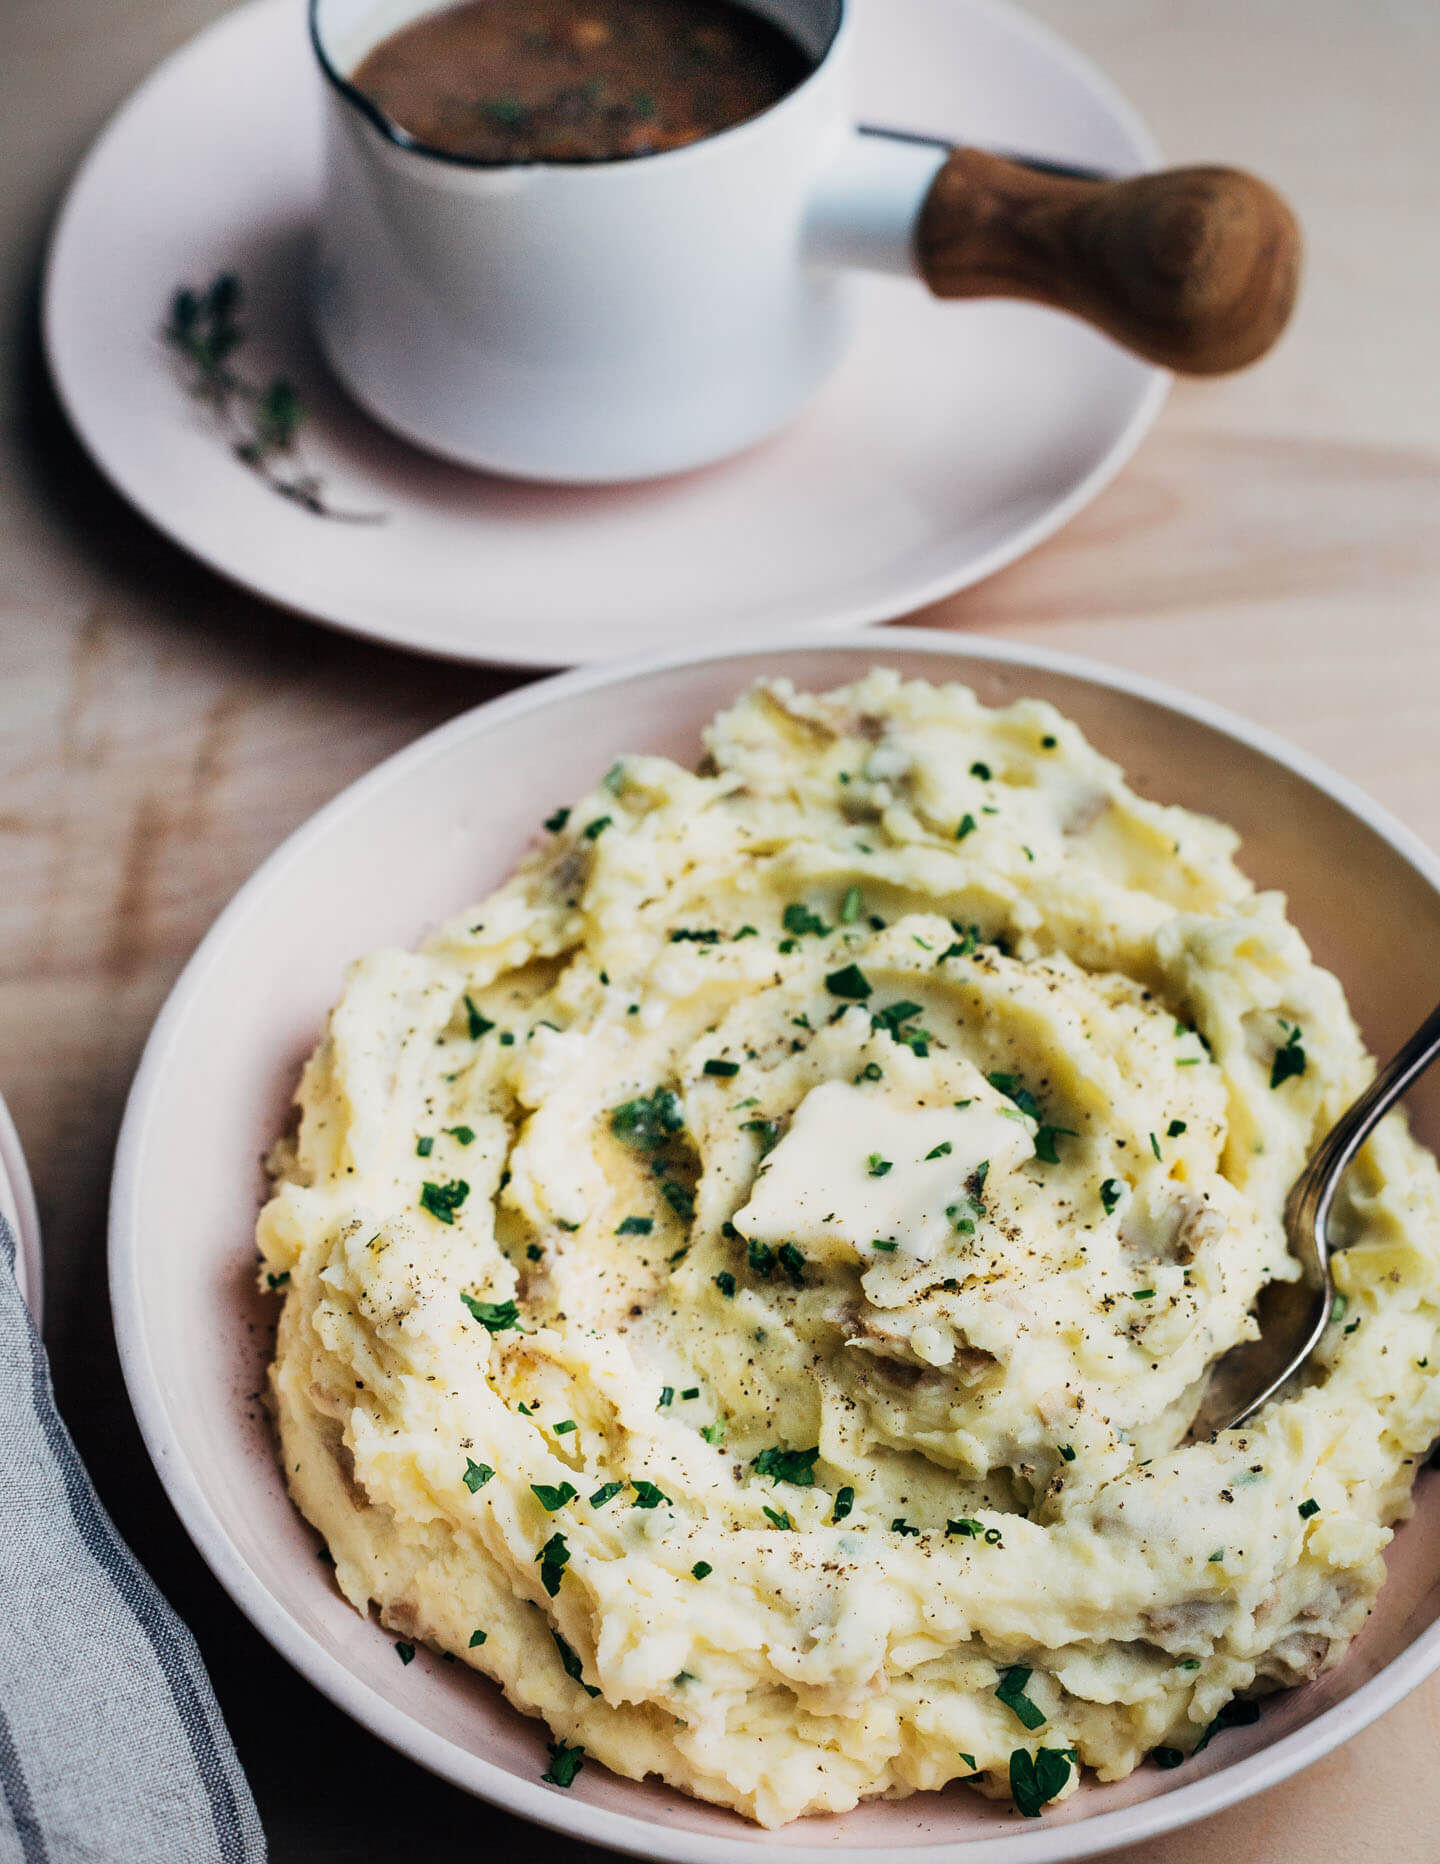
[541,1741,585,1788]
[867,1153,893,1177]
[840,885,862,924]
[469,1628,487,1647]
[447,1125,476,1145]
[762,1506,794,1530]
[589,1481,624,1508]
[1271,1021,1307,1089]
[1009,1746,1073,1818]
[544,807,570,833]
[704,1059,740,1077]
[1298,1497,1320,1519]
[987,1073,1042,1121]
[422,1179,470,1224]
[531,1482,577,1513]
[395,1642,415,1665]
[631,1480,670,1509]
[825,963,872,1000]
[1100,1179,1124,1215]
[692,1561,712,1580]
[997,1666,1046,1730]
[715,1271,736,1297]
[832,1485,855,1523]
[782,903,830,938]
[536,1532,570,1596]
[460,1291,520,1332]
[751,1446,820,1487]
[611,1086,685,1150]
[463,1459,495,1493]
[616,1216,653,1235]
[553,1631,600,1696]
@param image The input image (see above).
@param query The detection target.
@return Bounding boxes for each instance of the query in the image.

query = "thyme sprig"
[163,273,380,523]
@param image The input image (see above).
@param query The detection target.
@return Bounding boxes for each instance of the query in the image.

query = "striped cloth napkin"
[0,1215,265,1863]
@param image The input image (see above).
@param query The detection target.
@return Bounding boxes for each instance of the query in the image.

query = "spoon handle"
[1296,1000,1440,1251]
[915,149,1302,375]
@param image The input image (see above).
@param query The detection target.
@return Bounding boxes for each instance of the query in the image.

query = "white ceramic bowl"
[0,1091,44,1319]
[110,633,1440,1862]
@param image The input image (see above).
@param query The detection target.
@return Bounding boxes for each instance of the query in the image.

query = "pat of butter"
[732,1079,1031,1263]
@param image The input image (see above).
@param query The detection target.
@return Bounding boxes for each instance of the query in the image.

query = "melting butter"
[732,1077,1032,1263]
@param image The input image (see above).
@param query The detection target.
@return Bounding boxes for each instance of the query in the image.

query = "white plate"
[111,632,1440,1861]
[0,1092,44,1319]
[45,0,1166,669]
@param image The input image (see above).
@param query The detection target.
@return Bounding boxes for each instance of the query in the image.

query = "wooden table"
[2,1,1437,1858]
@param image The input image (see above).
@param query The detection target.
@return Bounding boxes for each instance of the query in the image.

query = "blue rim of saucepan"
[111,629,1440,1864]
[306,0,851,171]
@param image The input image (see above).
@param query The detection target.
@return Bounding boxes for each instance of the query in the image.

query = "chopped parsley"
[681,1387,699,1400]
[552,1419,576,1434]
[987,1073,1042,1121]
[1009,1746,1073,1818]
[1033,1125,1077,1164]
[996,1666,1046,1730]
[499,1031,515,1046]
[777,1242,806,1287]
[832,1485,855,1523]
[1100,1178,1125,1215]
[704,1058,740,1077]
[415,1135,434,1158]
[265,1270,290,1290]
[714,1271,736,1298]
[589,1481,623,1508]
[631,1480,670,1509]
[926,1141,953,1160]
[872,1238,898,1252]
[581,815,611,840]
[861,1061,883,1081]
[616,1215,653,1235]
[1132,1288,1156,1300]
[553,1631,600,1697]
[1149,1131,1162,1160]
[669,927,720,944]
[747,1239,775,1278]
[970,761,991,780]
[1167,1119,1187,1138]
[447,1124,476,1145]
[751,1446,820,1487]
[460,1292,520,1332]
[469,1628,487,1647]
[531,1482,577,1513]
[891,1518,920,1537]
[1189,1696,1261,1758]
[700,1421,725,1445]
[1270,1021,1307,1089]
[660,1178,695,1221]
[465,996,494,1039]
[825,963,872,1000]
[1152,1746,1186,1770]
[658,1387,674,1408]
[603,760,626,794]
[956,813,977,841]
[541,1741,585,1788]
[782,903,830,938]
[395,1642,415,1665]
[1298,1498,1320,1519]
[1208,1548,1225,1563]
[946,1517,983,1538]
[543,807,570,833]
[867,1153,893,1177]
[611,1086,685,1150]
[463,1459,495,1493]
[840,885,862,924]
[536,1532,570,1596]
[421,1179,470,1224]
[762,1505,794,1530]
[692,1561,712,1580]
[1058,1444,1076,1463]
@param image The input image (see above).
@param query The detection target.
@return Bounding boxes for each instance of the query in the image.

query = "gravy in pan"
[349,0,814,164]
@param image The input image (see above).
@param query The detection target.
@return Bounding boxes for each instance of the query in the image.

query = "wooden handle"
[916,150,1302,375]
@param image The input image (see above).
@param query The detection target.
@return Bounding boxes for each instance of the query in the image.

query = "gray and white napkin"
[0,1215,265,1864]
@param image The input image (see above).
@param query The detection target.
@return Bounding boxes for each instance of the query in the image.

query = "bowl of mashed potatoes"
[111,633,1440,1861]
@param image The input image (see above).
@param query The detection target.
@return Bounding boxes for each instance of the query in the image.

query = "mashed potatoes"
[259,672,1440,1826]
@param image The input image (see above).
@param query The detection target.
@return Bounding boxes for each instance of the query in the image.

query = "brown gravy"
[348,0,812,164]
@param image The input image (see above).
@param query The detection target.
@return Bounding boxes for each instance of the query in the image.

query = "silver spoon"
[1190,1002,1440,1439]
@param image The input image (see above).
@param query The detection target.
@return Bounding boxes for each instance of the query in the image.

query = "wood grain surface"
[1,1,1438,1859]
